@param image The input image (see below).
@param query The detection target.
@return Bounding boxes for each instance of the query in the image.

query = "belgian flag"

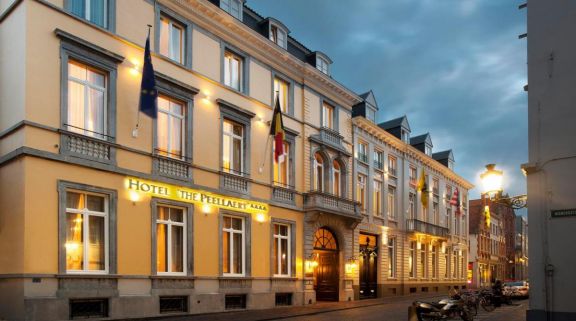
[269,95,285,162]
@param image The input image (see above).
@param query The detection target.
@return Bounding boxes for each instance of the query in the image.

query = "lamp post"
[480,164,528,209]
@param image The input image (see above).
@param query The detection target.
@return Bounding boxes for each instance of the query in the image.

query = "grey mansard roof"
[410,133,432,147]
[378,115,411,131]
[433,150,454,161]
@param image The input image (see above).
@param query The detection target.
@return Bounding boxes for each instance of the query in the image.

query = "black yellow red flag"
[269,95,285,162]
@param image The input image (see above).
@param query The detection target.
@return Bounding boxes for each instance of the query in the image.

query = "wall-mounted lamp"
[345,257,358,276]
[255,213,266,223]
[129,190,140,204]
[130,59,141,76]
[202,203,211,215]
[304,253,318,275]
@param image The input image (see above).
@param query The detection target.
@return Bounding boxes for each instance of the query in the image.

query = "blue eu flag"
[139,29,157,118]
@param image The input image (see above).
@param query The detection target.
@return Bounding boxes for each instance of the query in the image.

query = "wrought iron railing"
[406,219,449,238]
[388,168,397,177]
[357,153,368,164]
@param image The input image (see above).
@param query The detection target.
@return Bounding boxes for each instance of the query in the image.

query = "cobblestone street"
[126,296,528,321]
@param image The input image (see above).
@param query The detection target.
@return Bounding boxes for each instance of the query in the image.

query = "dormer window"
[401,130,409,143]
[269,24,287,49]
[425,145,432,156]
[316,57,329,75]
[220,0,242,20]
[366,108,376,122]
[448,160,454,170]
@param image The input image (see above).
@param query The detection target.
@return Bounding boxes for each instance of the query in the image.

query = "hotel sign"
[126,177,269,214]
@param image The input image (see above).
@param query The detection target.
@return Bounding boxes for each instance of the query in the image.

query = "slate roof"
[432,150,454,161]
[378,115,410,131]
[410,133,432,146]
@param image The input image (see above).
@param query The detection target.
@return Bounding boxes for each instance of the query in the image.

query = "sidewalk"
[122,293,446,321]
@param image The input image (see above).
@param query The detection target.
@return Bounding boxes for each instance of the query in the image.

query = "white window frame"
[314,153,324,192]
[433,202,439,225]
[222,119,244,176]
[159,15,185,64]
[388,237,396,278]
[409,241,416,278]
[222,215,246,276]
[431,245,438,279]
[357,174,367,211]
[220,0,242,20]
[357,141,368,162]
[374,150,384,169]
[273,76,290,113]
[316,56,329,74]
[273,141,290,187]
[269,24,287,49]
[273,223,291,277]
[409,192,416,219]
[65,190,109,274]
[224,50,243,91]
[420,244,427,278]
[332,160,341,196]
[71,0,108,28]
[67,61,108,139]
[322,102,334,129]
[387,185,396,219]
[156,205,187,275]
[157,95,186,159]
[388,155,397,176]
[425,145,432,156]
[373,178,382,216]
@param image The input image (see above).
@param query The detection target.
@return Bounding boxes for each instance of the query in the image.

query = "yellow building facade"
[0,0,366,319]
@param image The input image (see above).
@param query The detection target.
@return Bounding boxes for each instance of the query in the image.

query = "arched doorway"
[313,228,339,301]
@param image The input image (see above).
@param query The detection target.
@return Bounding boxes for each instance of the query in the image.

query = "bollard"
[408,304,418,321]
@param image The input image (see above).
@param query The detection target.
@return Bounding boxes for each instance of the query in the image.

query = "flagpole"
[259,91,280,174]
[133,24,153,138]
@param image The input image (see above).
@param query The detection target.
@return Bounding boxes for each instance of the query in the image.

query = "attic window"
[448,160,454,170]
[220,0,242,20]
[425,145,432,156]
[401,130,409,143]
[366,108,376,122]
[270,24,287,49]
[316,57,329,75]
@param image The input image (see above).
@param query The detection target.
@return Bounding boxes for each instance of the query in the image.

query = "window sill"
[151,275,195,280]
[219,276,252,280]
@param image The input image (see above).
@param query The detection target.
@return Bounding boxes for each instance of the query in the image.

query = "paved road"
[126,296,528,321]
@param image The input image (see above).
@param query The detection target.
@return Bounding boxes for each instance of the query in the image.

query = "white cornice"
[168,0,362,108]
[353,117,474,189]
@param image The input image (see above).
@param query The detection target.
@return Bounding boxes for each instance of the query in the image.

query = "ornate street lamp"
[480,164,527,209]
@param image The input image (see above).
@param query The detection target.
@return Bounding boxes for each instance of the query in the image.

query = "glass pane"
[233,123,243,136]
[157,112,168,155]
[233,232,243,274]
[88,215,105,270]
[274,224,279,235]
[170,24,183,63]
[170,116,182,157]
[66,192,84,209]
[232,137,242,173]
[86,194,105,212]
[158,206,169,221]
[68,80,85,133]
[273,237,279,274]
[160,18,170,57]
[223,216,231,229]
[68,61,86,80]
[171,225,184,272]
[158,96,170,112]
[87,87,105,137]
[223,120,232,133]
[224,55,231,86]
[222,134,231,171]
[89,0,106,27]
[169,208,183,223]
[170,100,183,115]
[231,58,239,90]
[69,0,85,17]
[156,223,167,272]
[231,217,242,230]
[87,67,105,87]
[66,213,84,270]
[223,231,230,273]
[280,224,288,236]
[280,238,288,275]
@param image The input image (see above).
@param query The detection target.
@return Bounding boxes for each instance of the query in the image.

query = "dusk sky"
[249,0,528,207]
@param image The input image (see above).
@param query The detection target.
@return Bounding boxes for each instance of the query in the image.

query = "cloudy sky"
[249,0,528,206]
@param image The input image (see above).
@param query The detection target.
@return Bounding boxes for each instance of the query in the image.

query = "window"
[220,0,242,20]
[444,246,449,278]
[448,160,454,170]
[274,141,291,187]
[322,101,335,129]
[357,141,368,163]
[357,174,367,212]
[431,245,438,278]
[409,192,416,219]
[433,202,439,225]
[388,156,397,177]
[316,57,329,74]
[373,179,382,216]
[313,153,324,192]
[65,191,108,273]
[273,77,289,113]
[387,186,396,219]
[387,237,396,278]
[420,244,427,278]
[332,160,341,196]
[409,241,416,278]
[224,50,243,91]
[374,150,384,170]
[157,95,185,159]
[273,224,290,276]
[222,119,244,175]
[401,130,409,143]
[422,204,429,222]
[433,178,439,194]
[425,145,432,156]
[270,25,287,49]
[67,0,110,28]
[446,208,452,230]
[366,108,376,122]
[455,215,460,235]
[159,15,184,64]
[156,206,186,274]
[222,216,245,276]
[67,60,107,139]
[452,250,458,278]
[409,166,417,187]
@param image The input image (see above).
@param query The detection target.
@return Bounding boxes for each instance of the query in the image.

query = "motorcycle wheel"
[480,297,496,312]
[460,306,474,321]
[467,302,478,316]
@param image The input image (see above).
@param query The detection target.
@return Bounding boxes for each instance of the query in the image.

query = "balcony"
[388,168,397,177]
[272,184,296,204]
[406,219,449,238]
[153,151,191,180]
[319,127,343,146]
[220,170,250,194]
[357,153,368,164]
[60,130,114,164]
[374,160,384,170]
[303,191,360,219]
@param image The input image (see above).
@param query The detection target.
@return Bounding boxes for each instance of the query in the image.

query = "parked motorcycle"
[413,294,474,321]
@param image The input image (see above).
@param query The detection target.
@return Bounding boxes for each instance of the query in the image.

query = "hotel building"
[0,0,471,320]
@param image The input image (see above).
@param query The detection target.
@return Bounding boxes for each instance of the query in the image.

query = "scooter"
[413,294,474,321]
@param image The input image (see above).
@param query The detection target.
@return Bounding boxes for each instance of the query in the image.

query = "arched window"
[314,153,324,192]
[313,228,338,250]
[333,160,341,196]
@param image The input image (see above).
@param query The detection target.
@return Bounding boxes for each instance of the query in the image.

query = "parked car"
[504,281,529,298]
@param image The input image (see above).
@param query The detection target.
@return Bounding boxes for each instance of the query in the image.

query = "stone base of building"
[527,309,576,321]
[352,282,468,300]
[0,276,307,321]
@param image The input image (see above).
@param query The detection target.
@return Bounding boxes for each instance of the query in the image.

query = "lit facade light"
[202,203,211,214]
[129,190,141,203]
[480,164,503,196]
[256,213,266,223]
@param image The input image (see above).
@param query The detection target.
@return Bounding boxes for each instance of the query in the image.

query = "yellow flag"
[484,205,491,227]
[418,168,429,208]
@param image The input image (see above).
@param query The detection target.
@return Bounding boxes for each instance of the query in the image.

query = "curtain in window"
[171,225,183,272]
[90,0,106,27]
[69,0,85,17]
[88,215,105,270]
[233,232,242,274]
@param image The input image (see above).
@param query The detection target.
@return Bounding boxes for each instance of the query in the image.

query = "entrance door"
[313,228,339,301]
[359,234,377,299]
[315,251,339,301]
